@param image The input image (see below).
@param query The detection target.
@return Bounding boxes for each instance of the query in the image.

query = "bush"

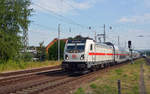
[21,53,33,62]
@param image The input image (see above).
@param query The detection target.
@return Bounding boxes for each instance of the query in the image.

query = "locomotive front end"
[62,39,87,72]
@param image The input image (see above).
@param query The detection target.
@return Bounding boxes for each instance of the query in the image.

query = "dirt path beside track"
[139,63,146,94]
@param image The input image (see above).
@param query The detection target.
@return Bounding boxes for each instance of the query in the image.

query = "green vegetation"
[91,85,117,94]
[90,83,97,89]
[37,41,47,61]
[48,40,65,60]
[74,59,144,94]
[0,0,32,61]
[21,52,33,62]
[0,60,61,72]
[115,68,123,75]
[0,0,62,72]
[74,88,85,94]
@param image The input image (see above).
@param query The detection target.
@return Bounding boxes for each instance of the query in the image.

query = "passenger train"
[62,38,140,73]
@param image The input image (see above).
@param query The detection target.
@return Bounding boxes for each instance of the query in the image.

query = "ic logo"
[72,54,77,58]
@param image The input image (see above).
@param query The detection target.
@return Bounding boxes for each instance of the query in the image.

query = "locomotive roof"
[95,42,113,49]
[68,40,86,43]
[67,38,93,43]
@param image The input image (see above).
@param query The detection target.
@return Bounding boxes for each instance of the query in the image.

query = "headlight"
[65,55,69,60]
[80,54,84,60]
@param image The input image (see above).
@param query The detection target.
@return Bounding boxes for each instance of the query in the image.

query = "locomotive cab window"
[67,46,75,50]
[66,44,85,53]
[90,44,93,51]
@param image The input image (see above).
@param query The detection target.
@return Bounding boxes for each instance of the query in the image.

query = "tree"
[37,41,47,61]
[0,0,32,61]
[48,40,65,60]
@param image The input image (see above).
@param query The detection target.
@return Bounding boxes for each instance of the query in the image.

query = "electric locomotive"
[62,38,130,73]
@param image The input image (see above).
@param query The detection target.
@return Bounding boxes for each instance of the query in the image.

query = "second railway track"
[0,65,60,77]
[0,65,61,86]
[0,69,62,87]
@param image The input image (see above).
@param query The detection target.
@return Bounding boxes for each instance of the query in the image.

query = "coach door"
[89,44,96,62]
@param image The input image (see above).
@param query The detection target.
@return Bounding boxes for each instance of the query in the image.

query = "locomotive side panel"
[84,40,115,69]
[85,40,114,63]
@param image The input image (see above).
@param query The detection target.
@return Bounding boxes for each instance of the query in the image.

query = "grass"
[74,88,85,94]
[0,60,61,73]
[115,68,123,75]
[90,83,97,89]
[74,58,144,94]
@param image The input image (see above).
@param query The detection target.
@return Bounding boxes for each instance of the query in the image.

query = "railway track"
[0,69,62,87]
[0,65,60,77]
[0,70,68,94]
[0,65,61,86]
[0,61,131,94]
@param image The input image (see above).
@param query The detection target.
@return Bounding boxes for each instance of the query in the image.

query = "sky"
[29,0,150,50]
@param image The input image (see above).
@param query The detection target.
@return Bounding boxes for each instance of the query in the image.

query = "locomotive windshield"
[77,45,85,50]
[66,44,85,53]
[67,46,75,50]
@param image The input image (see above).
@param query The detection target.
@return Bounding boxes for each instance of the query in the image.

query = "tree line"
[48,40,65,60]
[0,0,32,62]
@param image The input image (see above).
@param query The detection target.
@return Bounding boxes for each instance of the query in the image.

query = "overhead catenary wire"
[33,3,88,29]
[62,0,92,19]
[33,2,106,39]
[32,23,57,31]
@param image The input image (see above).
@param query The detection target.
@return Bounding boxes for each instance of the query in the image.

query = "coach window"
[90,44,93,51]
